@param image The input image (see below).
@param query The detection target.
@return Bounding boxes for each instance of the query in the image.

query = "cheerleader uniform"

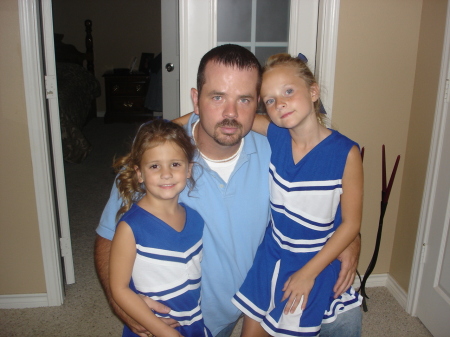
[120,203,212,337]
[233,124,362,337]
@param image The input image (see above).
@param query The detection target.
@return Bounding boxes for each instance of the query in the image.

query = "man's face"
[191,62,259,147]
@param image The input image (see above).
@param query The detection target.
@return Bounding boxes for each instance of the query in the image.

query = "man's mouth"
[217,119,242,133]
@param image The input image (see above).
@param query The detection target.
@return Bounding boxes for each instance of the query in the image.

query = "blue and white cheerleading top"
[120,203,212,337]
[233,124,362,337]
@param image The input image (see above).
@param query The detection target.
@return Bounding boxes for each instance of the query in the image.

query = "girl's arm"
[282,145,363,313]
[110,221,184,337]
[172,112,192,126]
[252,114,271,136]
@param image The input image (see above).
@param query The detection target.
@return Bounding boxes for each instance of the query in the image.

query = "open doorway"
[46,0,163,287]
[51,0,162,121]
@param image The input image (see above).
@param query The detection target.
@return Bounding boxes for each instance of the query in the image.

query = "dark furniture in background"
[54,19,101,163]
[103,72,152,123]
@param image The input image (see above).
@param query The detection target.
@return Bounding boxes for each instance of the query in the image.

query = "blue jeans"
[215,307,362,337]
[215,319,240,337]
[321,306,362,337]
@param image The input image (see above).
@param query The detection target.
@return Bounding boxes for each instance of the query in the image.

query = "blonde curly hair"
[113,119,196,220]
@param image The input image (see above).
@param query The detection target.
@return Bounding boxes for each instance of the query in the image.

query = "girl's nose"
[160,167,173,179]
[276,100,286,110]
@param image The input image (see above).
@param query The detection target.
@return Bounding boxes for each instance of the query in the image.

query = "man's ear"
[191,88,200,115]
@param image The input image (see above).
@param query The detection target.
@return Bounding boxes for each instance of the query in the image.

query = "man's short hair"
[196,44,262,97]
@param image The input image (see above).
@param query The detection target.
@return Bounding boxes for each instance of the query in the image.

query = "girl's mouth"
[281,111,293,119]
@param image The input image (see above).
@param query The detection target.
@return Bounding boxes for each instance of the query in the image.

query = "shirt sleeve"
[95,182,122,241]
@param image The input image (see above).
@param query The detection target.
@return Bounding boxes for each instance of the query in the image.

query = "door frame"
[18,0,340,306]
[18,0,65,306]
[407,0,450,316]
[179,0,340,118]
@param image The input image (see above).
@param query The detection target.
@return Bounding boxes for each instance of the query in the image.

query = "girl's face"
[135,141,192,203]
[261,65,319,130]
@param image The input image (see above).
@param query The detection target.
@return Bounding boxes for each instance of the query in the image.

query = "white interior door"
[408,3,450,335]
[40,0,75,285]
[415,88,450,336]
[161,0,180,120]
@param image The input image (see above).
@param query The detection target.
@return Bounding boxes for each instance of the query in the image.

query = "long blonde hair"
[263,53,328,126]
[113,119,196,220]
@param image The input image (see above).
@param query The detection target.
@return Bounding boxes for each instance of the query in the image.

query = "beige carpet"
[0,118,432,337]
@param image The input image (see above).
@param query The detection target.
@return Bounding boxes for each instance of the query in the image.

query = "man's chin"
[214,134,242,147]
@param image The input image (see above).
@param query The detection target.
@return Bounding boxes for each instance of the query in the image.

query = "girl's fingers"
[281,288,291,302]
[282,278,291,292]
[284,296,295,314]
[300,294,307,311]
[284,295,307,315]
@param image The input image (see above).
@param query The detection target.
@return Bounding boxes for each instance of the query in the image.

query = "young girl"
[109,119,212,337]
[232,54,363,336]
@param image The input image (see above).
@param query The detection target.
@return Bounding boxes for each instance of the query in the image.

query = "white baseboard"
[385,274,408,309]
[0,293,49,309]
[353,272,388,289]
[352,273,408,310]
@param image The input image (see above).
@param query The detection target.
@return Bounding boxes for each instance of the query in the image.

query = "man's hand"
[94,235,178,336]
[333,234,361,298]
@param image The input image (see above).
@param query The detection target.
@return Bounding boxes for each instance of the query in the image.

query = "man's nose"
[223,102,238,119]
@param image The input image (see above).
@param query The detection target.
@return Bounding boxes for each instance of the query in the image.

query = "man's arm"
[333,233,361,298]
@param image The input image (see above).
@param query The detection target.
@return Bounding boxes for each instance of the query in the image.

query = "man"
[95,44,361,337]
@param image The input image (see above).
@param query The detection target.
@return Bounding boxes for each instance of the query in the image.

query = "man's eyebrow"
[206,91,255,99]
[239,94,256,99]
[207,90,225,96]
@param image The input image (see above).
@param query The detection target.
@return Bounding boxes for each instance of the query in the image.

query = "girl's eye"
[285,88,293,95]
[150,164,158,169]
[265,98,275,106]
[172,162,181,167]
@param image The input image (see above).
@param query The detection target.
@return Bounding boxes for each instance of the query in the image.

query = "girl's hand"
[281,269,315,314]
[139,295,180,329]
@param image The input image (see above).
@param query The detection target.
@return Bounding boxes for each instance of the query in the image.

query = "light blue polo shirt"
[96,114,271,336]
